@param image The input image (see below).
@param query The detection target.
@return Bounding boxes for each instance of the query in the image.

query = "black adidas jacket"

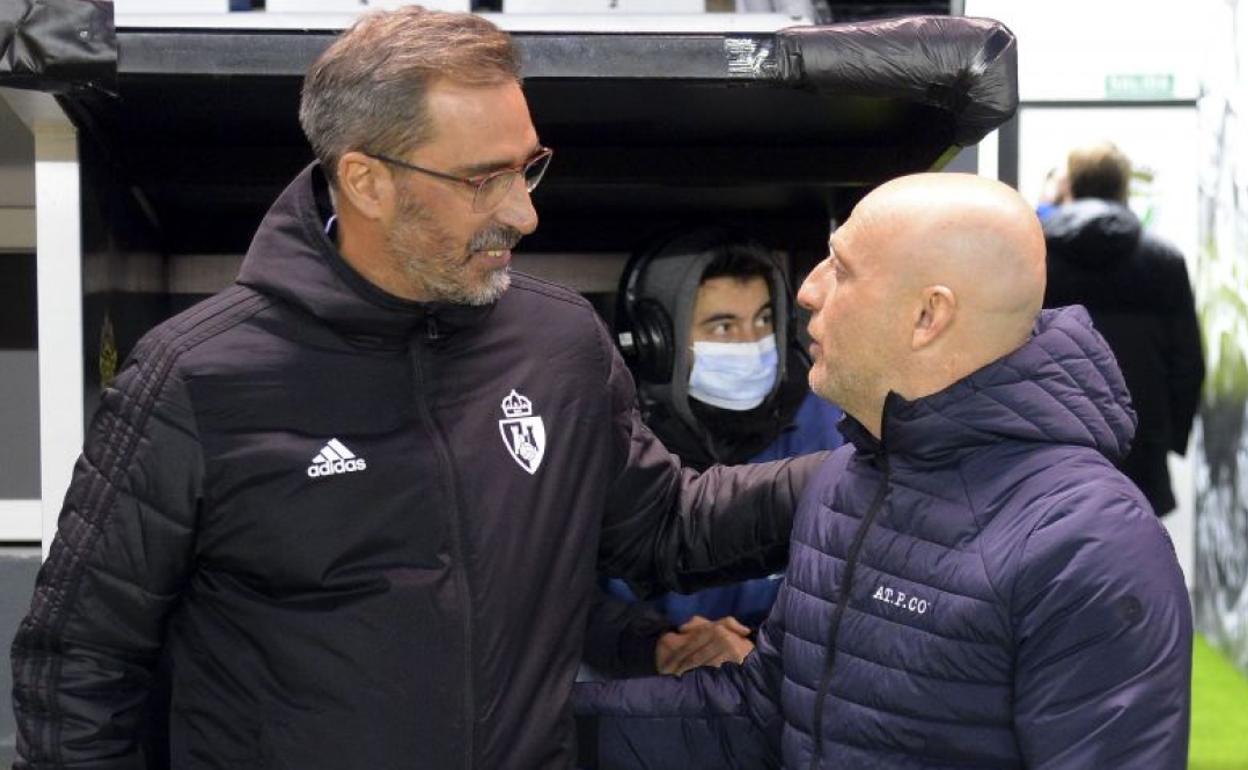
[11,165,820,770]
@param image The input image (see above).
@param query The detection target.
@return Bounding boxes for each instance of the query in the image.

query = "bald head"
[798,173,1047,437]
[857,173,1046,343]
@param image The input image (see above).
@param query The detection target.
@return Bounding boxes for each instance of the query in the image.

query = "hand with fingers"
[654,615,756,676]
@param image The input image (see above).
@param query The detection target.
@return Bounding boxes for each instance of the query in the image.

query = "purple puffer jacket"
[575,306,1192,769]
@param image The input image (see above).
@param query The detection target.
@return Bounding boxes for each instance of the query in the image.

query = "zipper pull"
[426,315,441,341]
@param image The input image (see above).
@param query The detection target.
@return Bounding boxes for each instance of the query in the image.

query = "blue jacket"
[575,306,1193,769]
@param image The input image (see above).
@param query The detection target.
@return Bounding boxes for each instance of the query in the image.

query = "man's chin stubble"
[449,267,510,306]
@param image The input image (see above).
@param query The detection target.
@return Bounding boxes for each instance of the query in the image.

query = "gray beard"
[386,188,517,306]
[454,266,511,306]
[403,260,509,305]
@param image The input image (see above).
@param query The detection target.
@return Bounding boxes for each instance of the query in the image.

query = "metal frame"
[114,11,811,33]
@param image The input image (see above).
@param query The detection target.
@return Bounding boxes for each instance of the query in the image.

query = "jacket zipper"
[808,453,891,770]
[410,322,474,770]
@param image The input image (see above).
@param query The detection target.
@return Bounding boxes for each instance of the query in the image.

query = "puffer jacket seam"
[508,273,598,310]
[984,367,1096,445]
[831,640,1014,690]
[806,498,977,552]
[877,474,972,506]
[66,454,187,537]
[1006,498,1073,632]
[1034,326,1120,410]
[813,682,1015,729]
[958,461,1010,610]
[781,669,820,694]
[899,396,1021,445]
[783,631,1008,688]
[817,733,1018,769]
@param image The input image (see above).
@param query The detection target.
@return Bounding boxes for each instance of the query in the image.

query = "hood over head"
[1042,198,1142,269]
[624,229,791,426]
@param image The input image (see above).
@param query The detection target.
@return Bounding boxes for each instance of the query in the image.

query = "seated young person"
[582,232,844,679]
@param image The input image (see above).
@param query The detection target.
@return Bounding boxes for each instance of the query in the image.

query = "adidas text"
[307,458,367,478]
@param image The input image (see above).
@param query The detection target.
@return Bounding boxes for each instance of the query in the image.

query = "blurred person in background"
[1035,164,1070,221]
[1043,140,1205,515]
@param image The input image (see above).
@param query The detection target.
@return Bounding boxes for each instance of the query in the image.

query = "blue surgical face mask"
[688,335,779,411]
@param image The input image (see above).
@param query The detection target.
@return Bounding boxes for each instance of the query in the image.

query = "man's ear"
[912,285,956,350]
[336,151,392,221]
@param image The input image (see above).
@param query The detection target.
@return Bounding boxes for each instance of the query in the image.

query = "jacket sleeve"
[1011,491,1192,769]
[582,586,674,678]
[573,583,787,769]
[594,319,825,597]
[1161,254,1204,455]
[10,340,202,770]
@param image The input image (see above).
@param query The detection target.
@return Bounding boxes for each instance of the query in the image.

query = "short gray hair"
[299,6,522,185]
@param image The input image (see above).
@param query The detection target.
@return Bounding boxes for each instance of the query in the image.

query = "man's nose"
[797,266,825,311]
[495,180,539,235]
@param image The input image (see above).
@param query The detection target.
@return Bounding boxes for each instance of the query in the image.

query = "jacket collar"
[236,162,494,339]
[842,306,1136,465]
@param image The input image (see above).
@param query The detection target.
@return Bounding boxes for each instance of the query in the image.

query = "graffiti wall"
[1194,0,1248,674]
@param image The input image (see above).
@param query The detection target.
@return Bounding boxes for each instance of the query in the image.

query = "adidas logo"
[306,438,368,478]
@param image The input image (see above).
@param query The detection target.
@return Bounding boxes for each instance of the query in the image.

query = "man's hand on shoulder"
[655,615,755,675]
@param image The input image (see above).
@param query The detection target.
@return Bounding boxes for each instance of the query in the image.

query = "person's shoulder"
[1008,451,1173,574]
[1130,231,1196,310]
[128,285,272,373]
[1134,229,1188,268]
[499,272,610,350]
[1005,445,1142,522]
[505,272,598,315]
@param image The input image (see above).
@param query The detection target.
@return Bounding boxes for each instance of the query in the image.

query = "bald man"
[574,174,1192,770]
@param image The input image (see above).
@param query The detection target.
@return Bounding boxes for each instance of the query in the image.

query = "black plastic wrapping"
[0,0,115,94]
[778,15,1017,146]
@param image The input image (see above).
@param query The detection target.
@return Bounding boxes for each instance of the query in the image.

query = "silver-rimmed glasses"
[367,146,553,213]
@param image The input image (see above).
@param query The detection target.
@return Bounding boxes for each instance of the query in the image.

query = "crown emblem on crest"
[501,389,533,418]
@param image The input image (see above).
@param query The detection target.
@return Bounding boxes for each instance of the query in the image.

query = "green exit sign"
[1105,73,1175,100]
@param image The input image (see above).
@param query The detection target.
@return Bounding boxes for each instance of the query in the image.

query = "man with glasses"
[11,7,822,770]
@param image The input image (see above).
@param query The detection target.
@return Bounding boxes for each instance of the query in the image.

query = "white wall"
[966,0,1215,586]
[965,0,1211,102]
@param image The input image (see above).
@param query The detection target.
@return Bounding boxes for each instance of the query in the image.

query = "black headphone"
[615,228,806,386]
[615,245,678,384]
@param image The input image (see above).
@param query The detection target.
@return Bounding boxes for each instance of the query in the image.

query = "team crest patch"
[498,389,546,475]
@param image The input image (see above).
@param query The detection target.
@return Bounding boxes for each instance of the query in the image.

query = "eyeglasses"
[367,146,553,213]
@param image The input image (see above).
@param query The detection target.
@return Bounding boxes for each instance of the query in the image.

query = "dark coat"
[10,164,822,770]
[585,393,844,677]
[1043,199,1205,514]
[575,307,1193,769]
